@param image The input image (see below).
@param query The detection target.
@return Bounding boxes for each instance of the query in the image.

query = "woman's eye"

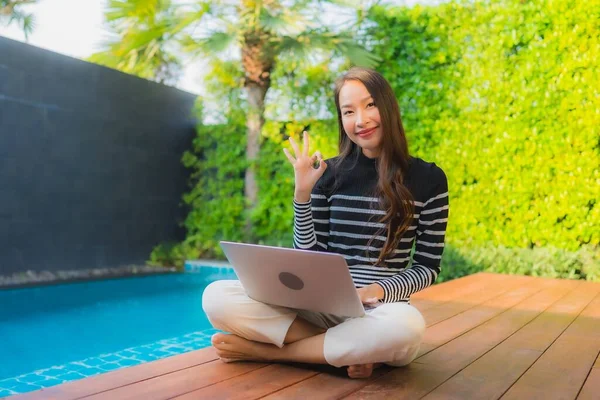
[367,102,375,108]
[343,110,353,116]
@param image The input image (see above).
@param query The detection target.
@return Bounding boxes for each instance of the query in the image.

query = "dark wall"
[0,37,197,275]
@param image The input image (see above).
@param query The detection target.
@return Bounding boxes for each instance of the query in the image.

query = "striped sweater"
[293,149,449,303]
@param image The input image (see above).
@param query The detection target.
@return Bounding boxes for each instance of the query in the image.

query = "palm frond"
[181,29,237,58]
[92,0,210,81]
[322,0,355,7]
[201,31,237,52]
[3,7,35,39]
[104,0,162,23]
[335,37,381,68]
[273,29,380,68]
[274,34,311,60]
[258,7,312,36]
[21,12,34,39]
[87,50,122,68]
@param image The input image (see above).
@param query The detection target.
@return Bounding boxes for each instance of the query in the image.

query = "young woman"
[202,67,449,379]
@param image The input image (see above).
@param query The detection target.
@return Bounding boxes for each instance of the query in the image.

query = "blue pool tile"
[55,372,86,381]
[140,354,160,362]
[99,354,123,363]
[38,378,64,387]
[78,367,104,377]
[164,346,185,353]
[0,388,18,397]
[117,359,141,367]
[41,369,67,379]
[1,327,219,395]
[98,363,121,372]
[81,358,104,367]
[44,367,66,375]
[10,382,43,393]
[18,373,47,384]
[116,350,140,358]
[63,362,89,372]
[145,343,166,351]
[0,378,21,389]
[148,350,172,358]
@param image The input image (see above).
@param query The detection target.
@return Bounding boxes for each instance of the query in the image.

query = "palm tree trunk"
[241,32,273,241]
[244,81,268,240]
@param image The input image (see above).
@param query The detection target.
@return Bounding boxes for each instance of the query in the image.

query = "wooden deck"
[10,272,600,400]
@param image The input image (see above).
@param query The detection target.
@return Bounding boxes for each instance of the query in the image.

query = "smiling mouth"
[357,127,377,137]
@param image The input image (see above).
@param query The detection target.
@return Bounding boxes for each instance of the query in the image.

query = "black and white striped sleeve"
[293,181,331,252]
[377,166,449,303]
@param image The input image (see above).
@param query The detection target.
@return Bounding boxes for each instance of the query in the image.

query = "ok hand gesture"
[283,131,327,202]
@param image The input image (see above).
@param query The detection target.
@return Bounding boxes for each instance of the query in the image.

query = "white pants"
[202,280,425,368]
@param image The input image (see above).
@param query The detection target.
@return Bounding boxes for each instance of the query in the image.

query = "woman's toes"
[211,333,229,345]
[347,364,374,379]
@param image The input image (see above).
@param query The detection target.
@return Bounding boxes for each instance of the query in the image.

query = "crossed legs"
[202,280,424,379]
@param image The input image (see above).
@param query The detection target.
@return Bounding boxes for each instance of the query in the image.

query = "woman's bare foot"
[211,333,378,376]
[347,363,382,379]
[212,333,277,363]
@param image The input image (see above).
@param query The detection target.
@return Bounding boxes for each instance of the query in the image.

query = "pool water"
[0,264,236,396]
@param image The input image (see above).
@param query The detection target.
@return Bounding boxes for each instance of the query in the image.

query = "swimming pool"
[0,263,236,396]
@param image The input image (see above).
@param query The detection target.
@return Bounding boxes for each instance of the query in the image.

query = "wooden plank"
[411,273,511,311]
[421,281,598,400]
[261,366,391,400]
[82,360,268,400]
[577,354,600,400]
[501,291,600,400]
[421,274,533,326]
[415,277,569,359]
[172,364,319,399]
[11,347,220,400]
[412,272,498,300]
[420,277,560,350]
[414,276,543,357]
[344,279,579,399]
[339,361,448,400]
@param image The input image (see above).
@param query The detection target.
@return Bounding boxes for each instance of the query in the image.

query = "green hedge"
[439,244,600,283]
[150,0,599,280]
[368,0,600,251]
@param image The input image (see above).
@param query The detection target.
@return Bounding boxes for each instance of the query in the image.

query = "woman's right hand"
[283,131,327,202]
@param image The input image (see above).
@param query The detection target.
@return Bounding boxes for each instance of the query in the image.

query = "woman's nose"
[356,111,368,127]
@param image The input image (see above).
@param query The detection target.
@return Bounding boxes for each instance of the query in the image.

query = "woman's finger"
[289,136,301,158]
[310,152,319,169]
[303,131,309,156]
[317,159,327,172]
[283,148,296,164]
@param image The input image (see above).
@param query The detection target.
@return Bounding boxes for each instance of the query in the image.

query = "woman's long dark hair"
[333,67,414,267]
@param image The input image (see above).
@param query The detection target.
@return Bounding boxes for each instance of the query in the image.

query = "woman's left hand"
[357,284,384,305]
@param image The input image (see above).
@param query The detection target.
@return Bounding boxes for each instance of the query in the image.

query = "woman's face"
[338,80,382,158]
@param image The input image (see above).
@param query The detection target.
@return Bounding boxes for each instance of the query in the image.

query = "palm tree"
[92,0,380,239]
[0,0,37,40]
[88,0,185,84]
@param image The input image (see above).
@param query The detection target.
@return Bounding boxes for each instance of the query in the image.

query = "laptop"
[219,241,366,318]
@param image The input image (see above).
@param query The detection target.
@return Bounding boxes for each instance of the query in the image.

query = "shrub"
[368,0,600,251]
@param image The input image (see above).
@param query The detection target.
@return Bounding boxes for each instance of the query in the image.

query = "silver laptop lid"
[219,241,365,318]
